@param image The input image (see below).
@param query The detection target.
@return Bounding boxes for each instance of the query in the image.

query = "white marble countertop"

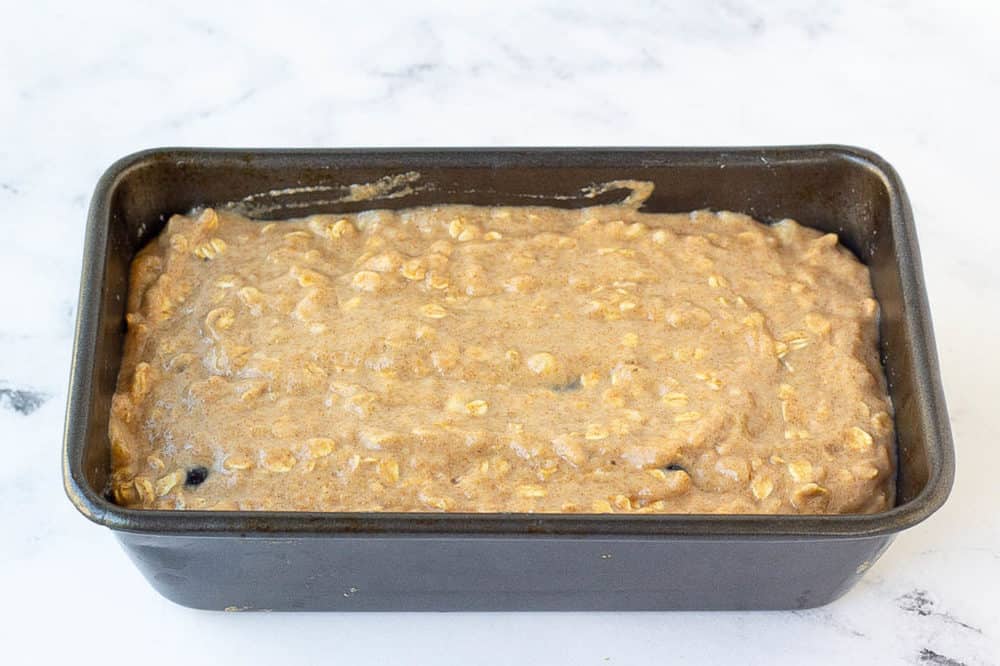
[2,1,998,664]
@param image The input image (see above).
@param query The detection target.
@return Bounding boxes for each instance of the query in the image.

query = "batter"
[107,199,895,514]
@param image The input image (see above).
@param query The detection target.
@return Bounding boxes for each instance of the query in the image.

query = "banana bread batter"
[108,201,895,514]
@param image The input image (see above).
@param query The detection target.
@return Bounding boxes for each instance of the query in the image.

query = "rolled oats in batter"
[108,198,895,514]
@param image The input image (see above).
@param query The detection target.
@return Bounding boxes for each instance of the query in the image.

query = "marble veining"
[0,384,48,415]
[1,1,997,664]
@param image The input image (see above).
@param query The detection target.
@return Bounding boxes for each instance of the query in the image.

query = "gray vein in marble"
[163,88,260,130]
[368,63,447,104]
[897,589,983,635]
[917,648,968,666]
[376,62,440,81]
[793,605,868,639]
[0,385,47,415]
[719,0,766,35]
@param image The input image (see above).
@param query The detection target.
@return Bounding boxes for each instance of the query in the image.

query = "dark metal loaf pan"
[63,147,954,611]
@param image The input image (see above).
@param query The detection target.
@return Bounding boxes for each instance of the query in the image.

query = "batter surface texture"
[108,201,895,514]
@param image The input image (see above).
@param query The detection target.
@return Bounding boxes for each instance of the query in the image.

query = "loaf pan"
[63,147,954,611]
